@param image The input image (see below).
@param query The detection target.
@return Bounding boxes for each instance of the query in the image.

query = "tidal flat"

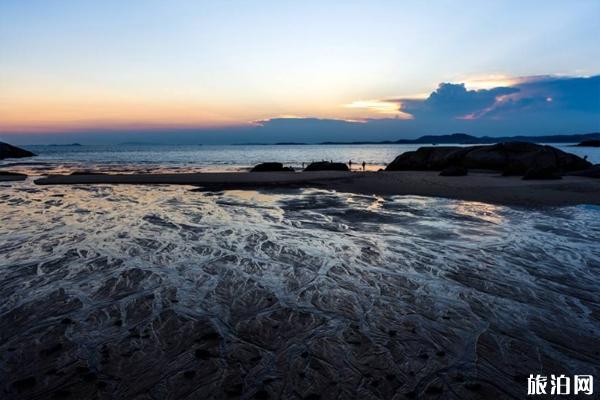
[1,182,599,399]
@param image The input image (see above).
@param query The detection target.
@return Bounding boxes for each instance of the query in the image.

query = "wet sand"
[34,171,600,206]
[2,183,599,399]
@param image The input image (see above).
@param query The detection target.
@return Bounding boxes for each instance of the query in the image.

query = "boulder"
[70,171,107,175]
[0,142,36,160]
[0,170,27,182]
[501,163,524,176]
[384,147,463,170]
[439,166,468,176]
[250,163,294,172]
[567,165,600,178]
[576,140,600,147]
[304,162,349,172]
[386,142,591,175]
[522,166,562,180]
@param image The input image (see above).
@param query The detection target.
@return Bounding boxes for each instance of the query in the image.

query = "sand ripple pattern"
[0,182,599,399]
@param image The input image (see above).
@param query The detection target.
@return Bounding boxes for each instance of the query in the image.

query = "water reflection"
[0,182,598,398]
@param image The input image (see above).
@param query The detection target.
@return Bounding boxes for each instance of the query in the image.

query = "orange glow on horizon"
[0,94,405,133]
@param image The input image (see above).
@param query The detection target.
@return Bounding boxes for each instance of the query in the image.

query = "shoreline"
[33,171,600,207]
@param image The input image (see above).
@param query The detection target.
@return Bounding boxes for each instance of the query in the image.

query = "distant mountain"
[233,142,308,146]
[320,132,600,145]
[119,142,160,145]
[48,143,82,146]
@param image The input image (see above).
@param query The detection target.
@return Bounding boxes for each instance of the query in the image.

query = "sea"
[0,143,599,398]
[1,143,599,175]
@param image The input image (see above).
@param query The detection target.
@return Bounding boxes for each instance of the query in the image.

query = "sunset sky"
[1,0,599,143]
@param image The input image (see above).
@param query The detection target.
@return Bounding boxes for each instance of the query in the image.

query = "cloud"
[252,75,599,140]
[2,75,598,144]
[398,83,519,119]
[343,100,408,117]
[396,75,600,122]
[485,75,600,115]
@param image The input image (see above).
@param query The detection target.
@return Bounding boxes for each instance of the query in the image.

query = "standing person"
[362,161,366,171]
[348,160,352,171]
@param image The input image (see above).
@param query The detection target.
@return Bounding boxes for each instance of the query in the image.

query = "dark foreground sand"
[3,178,599,399]
[34,171,600,206]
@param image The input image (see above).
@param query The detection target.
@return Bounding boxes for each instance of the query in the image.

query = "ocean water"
[0,181,599,398]
[2,143,599,175]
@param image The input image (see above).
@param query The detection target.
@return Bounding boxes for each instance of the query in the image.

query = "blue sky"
[1,0,599,143]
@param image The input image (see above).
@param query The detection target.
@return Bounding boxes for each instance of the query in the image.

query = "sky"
[1,0,599,144]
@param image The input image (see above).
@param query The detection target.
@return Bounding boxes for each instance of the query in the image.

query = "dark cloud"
[397,75,600,121]
[484,75,600,117]
[399,83,518,118]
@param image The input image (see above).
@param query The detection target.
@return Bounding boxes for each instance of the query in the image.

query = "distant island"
[119,142,202,146]
[230,132,600,146]
[48,143,82,147]
[233,142,309,146]
[319,132,600,145]
[575,139,600,147]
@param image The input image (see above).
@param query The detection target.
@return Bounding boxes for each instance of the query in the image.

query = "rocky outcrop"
[386,142,591,175]
[304,161,349,172]
[250,162,294,172]
[439,166,468,176]
[567,165,600,178]
[576,140,600,147]
[522,166,561,180]
[0,142,35,160]
[0,171,27,182]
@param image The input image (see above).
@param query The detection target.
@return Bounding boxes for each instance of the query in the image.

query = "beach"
[2,143,600,399]
[33,170,600,206]
[1,180,599,399]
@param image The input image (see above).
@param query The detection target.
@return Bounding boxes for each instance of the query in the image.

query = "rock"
[522,166,562,180]
[385,147,463,170]
[439,166,468,176]
[576,140,600,147]
[566,165,600,178]
[69,171,107,176]
[0,142,36,160]
[250,162,294,172]
[304,162,349,172]
[386,142,592,175]
[501,164,523,176]
[0,171,27,182]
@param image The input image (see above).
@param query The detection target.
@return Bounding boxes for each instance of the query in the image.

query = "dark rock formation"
[522,166,562,180]
[304,161,349,172]
[0,171,27,182]
[386,142,591,175]
[0,142,35,160]
[567,165,600,178]
[0,170,26,176]
[576,140,600,147]
[439,166,468,176]
[70,171,108,175]
[385,147,461,171]
[250,162,294,172]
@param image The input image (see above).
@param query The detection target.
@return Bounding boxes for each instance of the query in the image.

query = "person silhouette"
[362,161,366,171]
[348,160,353,171]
